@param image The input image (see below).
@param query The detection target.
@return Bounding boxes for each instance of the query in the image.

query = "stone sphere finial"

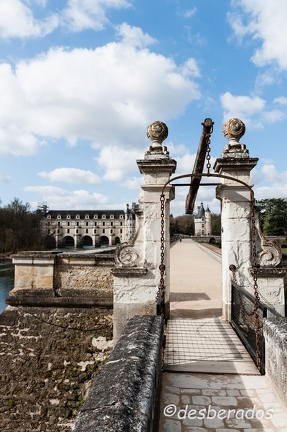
[222,118,245,143]
[146,121,168,146]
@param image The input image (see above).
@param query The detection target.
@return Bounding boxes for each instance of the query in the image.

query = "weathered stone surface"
[73,315,164,432]
[8,252,114,308]
[0,306,113,431]
[263,317,287,406]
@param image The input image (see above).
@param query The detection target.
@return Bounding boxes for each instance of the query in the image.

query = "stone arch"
[115,236,121,245]
[82,235,93,247]
[63,236,75,248]
[100,236,109,247]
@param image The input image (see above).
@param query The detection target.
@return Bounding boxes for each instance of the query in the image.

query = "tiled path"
[159,239,287,431]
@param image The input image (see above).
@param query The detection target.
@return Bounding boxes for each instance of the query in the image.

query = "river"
[0,260,14,314]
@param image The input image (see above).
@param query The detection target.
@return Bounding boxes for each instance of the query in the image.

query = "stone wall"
[73,315,164,432]
[8,252,114,308]
[263,317,287,405]
[0,305,113,431]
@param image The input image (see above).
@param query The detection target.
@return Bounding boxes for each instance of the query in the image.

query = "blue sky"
[0,0,287,216]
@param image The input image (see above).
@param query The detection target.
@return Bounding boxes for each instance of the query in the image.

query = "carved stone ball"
[222,118,246,143]
[146,121,168,145]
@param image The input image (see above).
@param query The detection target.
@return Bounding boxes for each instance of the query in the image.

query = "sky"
[0,0,287,216]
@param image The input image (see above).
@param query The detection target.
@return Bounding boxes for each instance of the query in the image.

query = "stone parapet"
[7,251,114,308]
[263,317,287,405]
[73,315,164,432]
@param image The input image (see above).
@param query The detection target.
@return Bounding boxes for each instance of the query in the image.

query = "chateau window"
[103,222,105,227]
[67,222,70,226]
[57,214,61,219]
[110,229,113,234]
[76,221,79,226]
[76,214,80,219]
[94,229,96,234]
[57,222,60,226]
[94,214,98,219]
[120,221,123,226]
[202,224,205,228]
[102,214,106,219]
[120,229,122,233]
[94,222,97,226]
[120,215,123,219]
[76,229,78,234]
[103,229,105,233]
[110,214,114,219]
[47,215,51,219]
[85,214,89,219]
[67,229,70,234]
[86,222,88,226]
[48,221,51,226]
[67,214,70,219]
[86,229,88,234]
[111,221,113,226]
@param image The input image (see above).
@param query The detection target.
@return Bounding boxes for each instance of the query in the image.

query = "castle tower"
[194,202,211,236]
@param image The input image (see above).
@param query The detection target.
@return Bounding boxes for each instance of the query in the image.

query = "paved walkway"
[159,239,287,431]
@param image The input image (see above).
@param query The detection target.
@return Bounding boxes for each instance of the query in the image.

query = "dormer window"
[57,214,61,219]
[102,214,106,219]
[67,214,71,219]
[47,215,51,219]
[94,214,98,219]
[110,214,114,219]
[76,214,80,219]
[85,214,89,219]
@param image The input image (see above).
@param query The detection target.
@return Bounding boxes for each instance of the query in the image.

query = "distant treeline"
[0,198,44,254]
[170,198,287,238]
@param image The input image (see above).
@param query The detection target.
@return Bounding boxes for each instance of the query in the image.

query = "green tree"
[0,198,43,253]
[211,213,221,235]
[257,198,287,236]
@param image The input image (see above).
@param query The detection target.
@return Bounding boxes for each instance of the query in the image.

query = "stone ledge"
[112,267,147,276]
[263,317,287,405]
[6,295,113,308]
[73,315,164,432]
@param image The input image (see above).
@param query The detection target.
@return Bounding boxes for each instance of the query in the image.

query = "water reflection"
[0,260,14,314]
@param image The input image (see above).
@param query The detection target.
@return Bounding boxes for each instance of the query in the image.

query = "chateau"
[194,202,211,236]
[40,204,136,248]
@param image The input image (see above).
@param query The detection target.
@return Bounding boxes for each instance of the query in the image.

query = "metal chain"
[250,196,261,371]
[205,133,212,175]
[157,193,166,319]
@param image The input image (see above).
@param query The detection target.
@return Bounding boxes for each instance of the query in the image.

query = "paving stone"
[191,395,212,405]
[211,396,238,407]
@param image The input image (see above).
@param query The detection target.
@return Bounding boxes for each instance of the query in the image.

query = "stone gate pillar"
[214,119,258,321]
[214,118,286,320]
[112,121,176,343]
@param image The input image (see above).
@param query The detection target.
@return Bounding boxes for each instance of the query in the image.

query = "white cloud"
[0,0,132,39]
[220,92,266,127]
[0,0,58,39]
[0,29,200,155]
[96,146,142,182]
[274,97,287,106]
[253,163,287,200]
[62,0,131,32]
[24,185,109,209]
[229,1,287,70]
[116,23,156,48]
[38,168,101,184]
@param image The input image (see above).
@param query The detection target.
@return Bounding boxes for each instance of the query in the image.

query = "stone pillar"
[113,121,176,343]
[215,118,286,319]
[214,118,258,321]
